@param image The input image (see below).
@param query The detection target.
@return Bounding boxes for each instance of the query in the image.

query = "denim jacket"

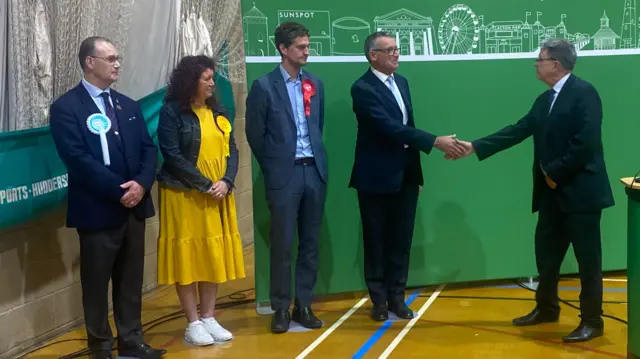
[156,101,238,193]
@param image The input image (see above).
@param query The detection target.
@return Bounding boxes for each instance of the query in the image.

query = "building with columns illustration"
[373,8,435,56]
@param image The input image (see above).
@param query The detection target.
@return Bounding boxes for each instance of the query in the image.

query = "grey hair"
[540,38,577,70]
[364,31,393,62]
[78,36,113,70]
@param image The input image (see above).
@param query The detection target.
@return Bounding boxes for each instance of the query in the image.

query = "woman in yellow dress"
[156,55,245,346]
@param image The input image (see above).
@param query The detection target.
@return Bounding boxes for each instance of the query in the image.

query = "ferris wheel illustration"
[437,4,480,55]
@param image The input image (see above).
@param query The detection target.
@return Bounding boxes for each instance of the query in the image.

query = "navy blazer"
[472,74,615,213]
[49,82,157,229]
[245,66,328,190]
[349,69,437,194]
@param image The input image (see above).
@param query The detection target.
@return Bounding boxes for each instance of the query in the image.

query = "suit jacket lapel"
[75,83,101,115]
[270,68,295,125]
[365,70,402,114]
[395,78,412,115]
[540,75,574,142]
[74,83,124,153]
[109,92,126,153]
[547,74,574,120]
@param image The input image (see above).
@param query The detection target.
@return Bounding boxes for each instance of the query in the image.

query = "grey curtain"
[116,0,181,100]
[1,0,135,132]
[6,0,52,132]
[0,0,245,132]
[0,0,8,132]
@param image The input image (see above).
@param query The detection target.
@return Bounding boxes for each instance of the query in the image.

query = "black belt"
[295,157,315,165]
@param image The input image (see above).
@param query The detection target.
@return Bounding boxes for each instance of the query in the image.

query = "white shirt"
[549,73,571,113]
[81,77,113,116]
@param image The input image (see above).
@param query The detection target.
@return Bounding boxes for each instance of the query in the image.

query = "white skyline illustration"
[242,1,637,62]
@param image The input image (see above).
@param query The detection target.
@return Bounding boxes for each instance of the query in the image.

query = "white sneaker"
[184,321,215,346]
[201,317,233,343]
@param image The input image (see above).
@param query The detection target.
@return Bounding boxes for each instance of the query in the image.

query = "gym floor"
[23,247,628,358]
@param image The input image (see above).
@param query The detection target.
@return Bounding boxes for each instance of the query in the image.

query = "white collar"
[552,73,571,93]
[371,67,394,84]
[81,77,111,98]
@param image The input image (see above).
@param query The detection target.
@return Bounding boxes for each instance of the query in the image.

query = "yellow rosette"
[216,115,232,157]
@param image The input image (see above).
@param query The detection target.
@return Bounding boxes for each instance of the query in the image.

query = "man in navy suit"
[49,36,165,359]
[246,22,328,334]
[454,38,614,343]
[350,31,466,321]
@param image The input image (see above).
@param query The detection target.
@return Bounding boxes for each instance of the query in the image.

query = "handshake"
[434,134,474,160]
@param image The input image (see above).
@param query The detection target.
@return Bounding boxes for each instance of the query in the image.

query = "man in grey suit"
[245,21,328,334]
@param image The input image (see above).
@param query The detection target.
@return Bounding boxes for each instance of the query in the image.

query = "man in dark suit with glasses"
[50,36,165,359]
[453,38,614,343]
[349,31,467,321]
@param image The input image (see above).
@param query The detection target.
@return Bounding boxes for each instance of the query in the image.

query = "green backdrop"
[242,0,637,310]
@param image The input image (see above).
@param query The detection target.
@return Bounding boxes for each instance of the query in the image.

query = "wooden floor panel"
[20,249,629,359]
[305,289,436,359]
[387,294,627,358]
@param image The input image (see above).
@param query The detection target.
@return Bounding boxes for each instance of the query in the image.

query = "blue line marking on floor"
[351,288,422,359]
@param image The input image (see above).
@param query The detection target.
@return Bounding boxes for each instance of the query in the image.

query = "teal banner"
[0,127,69,230]
[0,73,235,232]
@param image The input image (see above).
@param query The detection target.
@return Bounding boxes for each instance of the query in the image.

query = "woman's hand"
[210,181,229,200]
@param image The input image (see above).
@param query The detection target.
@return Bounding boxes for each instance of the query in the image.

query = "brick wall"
[233,79,254,247]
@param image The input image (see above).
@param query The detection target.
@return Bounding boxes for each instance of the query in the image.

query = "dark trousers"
[77,213,146,352]
[267,162,326,311]
[357,183,419,306]
[534,194,604,325]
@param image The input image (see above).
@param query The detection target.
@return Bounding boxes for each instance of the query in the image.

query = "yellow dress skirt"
[157,106,245,285]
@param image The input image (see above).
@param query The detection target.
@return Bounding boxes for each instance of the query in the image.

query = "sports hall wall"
[242,0,638,308]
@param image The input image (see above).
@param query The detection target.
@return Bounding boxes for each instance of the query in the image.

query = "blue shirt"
[81,78,113,115]
[279,65,314,159]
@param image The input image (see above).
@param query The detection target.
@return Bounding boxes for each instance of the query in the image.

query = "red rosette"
[302,79,316,116]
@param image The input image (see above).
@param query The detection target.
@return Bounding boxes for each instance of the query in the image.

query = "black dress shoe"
[292,306,323,329]
[91,351,113,359]
[371,304,389,321]
[388,302,414,320]
[118,343,166,359]
[512,308,559,326]
[562,322,604,343]
[271,309,291,334]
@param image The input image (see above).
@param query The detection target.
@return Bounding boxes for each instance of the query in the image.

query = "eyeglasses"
[372,46,400,55]
[535,57,555,62]
[91,55,122,64]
